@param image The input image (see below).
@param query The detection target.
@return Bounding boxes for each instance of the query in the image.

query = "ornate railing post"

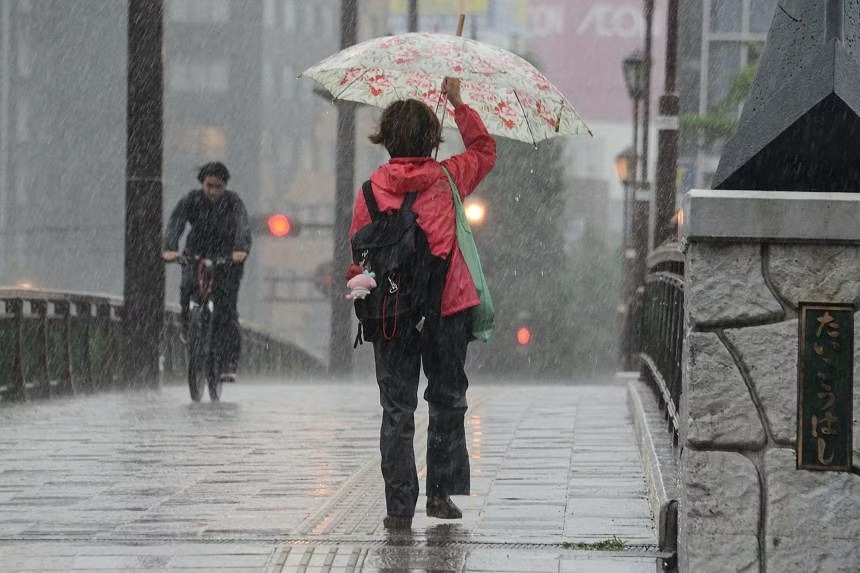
[76,301,93,392]
[31,299,50,399]
[1,288,326,401]
[638,244,684,443]
[53,299,74,396]
[7,298,26,402]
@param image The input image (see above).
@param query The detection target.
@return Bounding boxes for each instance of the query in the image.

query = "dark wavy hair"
[369,99,443,157]
[197,161,230,184]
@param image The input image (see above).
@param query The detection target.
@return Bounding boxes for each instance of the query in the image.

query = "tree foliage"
[469,136,569,375]
[468,135,619,376]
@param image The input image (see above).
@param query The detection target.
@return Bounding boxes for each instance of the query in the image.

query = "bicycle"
[171,255,233,402]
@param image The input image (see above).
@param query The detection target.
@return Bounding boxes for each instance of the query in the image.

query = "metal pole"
[641,0,653,186]
[329,0,358,375]
[408,0,418,32]
[655,0,679,246]
[124,0,164,389]
[628,0,654,361]
[621,96,642,370]
[0,2,11,271]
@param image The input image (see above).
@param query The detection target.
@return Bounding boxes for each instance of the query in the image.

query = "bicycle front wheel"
[187,310,208,402]
[208,373,222,401]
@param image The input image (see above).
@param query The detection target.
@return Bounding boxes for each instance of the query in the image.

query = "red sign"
[527,0,667,123]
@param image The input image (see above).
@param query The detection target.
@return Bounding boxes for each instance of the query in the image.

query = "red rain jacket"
[349,104,496,317]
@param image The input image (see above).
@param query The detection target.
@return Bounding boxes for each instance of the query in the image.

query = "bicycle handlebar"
[168,255,233,267]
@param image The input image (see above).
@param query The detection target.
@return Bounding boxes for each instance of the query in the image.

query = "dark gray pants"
[372,311,472,518]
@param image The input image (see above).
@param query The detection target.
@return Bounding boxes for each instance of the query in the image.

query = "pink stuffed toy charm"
[346,271,377,300]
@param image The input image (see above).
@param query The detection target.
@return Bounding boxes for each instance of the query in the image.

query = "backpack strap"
[362,180,381,220]
[401,192,418,211]
[362,180,418,220]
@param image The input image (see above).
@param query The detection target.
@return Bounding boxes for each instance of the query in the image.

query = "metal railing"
[0,288,325,403]
[638,242,684,443]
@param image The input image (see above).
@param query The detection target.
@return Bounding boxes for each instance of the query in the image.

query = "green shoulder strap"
[441,165,495,342]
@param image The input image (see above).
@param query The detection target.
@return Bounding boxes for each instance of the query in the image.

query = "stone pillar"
[679,190,860,573]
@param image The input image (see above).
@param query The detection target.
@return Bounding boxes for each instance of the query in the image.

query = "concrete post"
[679,189,860,572]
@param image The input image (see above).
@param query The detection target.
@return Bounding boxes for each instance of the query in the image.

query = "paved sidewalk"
[0,379,658,572]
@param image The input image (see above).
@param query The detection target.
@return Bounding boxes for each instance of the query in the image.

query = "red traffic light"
[267,213,292,237]
[516,326,532,346]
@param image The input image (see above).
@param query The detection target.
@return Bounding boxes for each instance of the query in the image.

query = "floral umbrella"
[300,32,591,146]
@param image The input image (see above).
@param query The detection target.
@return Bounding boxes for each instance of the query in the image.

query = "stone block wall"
[680,241,860,573]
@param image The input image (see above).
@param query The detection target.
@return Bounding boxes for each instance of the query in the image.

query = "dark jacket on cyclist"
[164,189,252,257]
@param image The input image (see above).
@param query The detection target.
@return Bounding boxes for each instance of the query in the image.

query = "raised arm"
[439,78,496,198]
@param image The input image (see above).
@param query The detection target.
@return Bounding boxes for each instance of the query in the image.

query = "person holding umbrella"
[348,77,496,531]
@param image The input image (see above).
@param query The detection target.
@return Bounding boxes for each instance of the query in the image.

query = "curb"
[625,377,680,572]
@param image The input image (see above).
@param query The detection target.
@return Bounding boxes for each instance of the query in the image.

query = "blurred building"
[678,0,778,191]
[0,0,127,294]
[0,0,391,366]
[525,0,669,249]
[251,0,390,363]
[387,0,529,51]
[165,0,391,363]
[6,0,766,368]
[162,0,265,344]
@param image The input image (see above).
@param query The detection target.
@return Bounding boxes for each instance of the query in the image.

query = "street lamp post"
[408,0,418,32]
[623,50,646,179]
[618,49,648,371]
[641,0,654,195]
[615,147,635,356]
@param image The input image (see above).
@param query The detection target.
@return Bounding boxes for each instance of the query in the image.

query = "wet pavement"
[0,379,660,572]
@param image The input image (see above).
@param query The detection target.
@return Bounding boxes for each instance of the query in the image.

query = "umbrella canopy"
[300,32,591,146]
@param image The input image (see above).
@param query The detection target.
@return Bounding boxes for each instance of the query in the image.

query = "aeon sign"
[529,2,653,39]
[527,0,666,122]
[576,4,646,39]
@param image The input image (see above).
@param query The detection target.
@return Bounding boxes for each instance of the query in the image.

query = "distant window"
[300,142,313,171]
[15,28,33,77]
[16,99,30,142]
[320,3,334,38]
[283,65,296,95]
[306,3,316,31]
[171,125,227,158]
[280,139,294,167]
[168,60,230,92]
[710,0,742,33]
[264,0,276,28]
[15,167,28,206]
[263,64,274,98]
[166,0,230,24]
[707,42,741,108]
[284,0,297,31]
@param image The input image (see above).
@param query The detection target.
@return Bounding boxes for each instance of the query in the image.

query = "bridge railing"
[0,288,325,403]
[637,242,684,443]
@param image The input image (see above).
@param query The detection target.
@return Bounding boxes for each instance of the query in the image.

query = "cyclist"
[162,161,252,383]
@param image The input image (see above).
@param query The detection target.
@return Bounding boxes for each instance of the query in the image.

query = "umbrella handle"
[434,13,463,160]
[434,93,448,160]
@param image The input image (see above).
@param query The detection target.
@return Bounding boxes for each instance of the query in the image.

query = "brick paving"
[0,379,659,572]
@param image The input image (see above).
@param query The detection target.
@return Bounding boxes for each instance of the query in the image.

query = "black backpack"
[351,180,446,344]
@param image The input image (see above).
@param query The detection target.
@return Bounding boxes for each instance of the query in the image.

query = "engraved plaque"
[797,303,853,471]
